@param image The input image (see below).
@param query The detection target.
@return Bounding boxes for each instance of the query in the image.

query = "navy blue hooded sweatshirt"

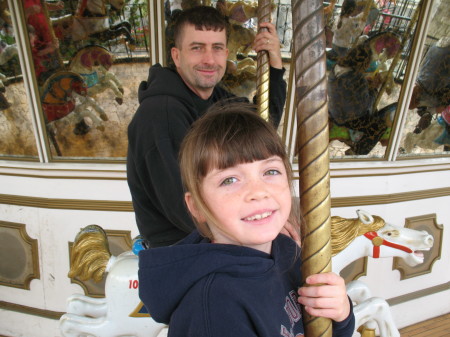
[139,230,355,337]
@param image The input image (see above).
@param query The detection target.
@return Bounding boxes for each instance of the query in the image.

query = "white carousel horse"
[331,209,433,274]
[59,226,166,337]
[331,209,434,337]
[60,210,433,337]
[69,45,124,105]
[41,70,107,138]
[51,0,135,46]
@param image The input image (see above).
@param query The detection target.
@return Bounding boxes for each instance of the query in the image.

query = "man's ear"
[185,192,206,223]
[171,47,180,68]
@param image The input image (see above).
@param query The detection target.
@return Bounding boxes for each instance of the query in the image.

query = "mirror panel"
[22,0,150,160]
[0,0,38,159]
[4,0,446,163]
[397,0,449,157]
[325,0,424,159]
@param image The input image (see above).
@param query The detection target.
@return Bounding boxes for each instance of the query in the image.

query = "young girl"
[138,103,355,336]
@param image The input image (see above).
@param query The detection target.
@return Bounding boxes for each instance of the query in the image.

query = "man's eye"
[220,177,237,186]
[265,169,281,176]
[214,46,224,50]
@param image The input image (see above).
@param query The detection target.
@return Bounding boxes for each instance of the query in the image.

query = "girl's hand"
[253,22,283,69]
[297,272,351,322]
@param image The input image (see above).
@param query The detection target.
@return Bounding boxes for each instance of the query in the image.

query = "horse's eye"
[387,232,392,236]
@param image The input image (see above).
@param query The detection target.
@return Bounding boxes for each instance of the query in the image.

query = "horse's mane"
[68,225,111,282]
[331,215,385,256]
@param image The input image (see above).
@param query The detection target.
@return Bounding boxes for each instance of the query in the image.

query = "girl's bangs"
[198,126,285,177]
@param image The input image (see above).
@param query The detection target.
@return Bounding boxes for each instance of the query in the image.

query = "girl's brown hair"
[179,102,300,240]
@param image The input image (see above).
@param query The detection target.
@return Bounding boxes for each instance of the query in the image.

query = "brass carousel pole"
[292,0,332,336]
[256,0,271,121]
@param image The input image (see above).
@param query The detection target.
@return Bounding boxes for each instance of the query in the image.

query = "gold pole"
[256,0,271,121]
[292,0,332,336]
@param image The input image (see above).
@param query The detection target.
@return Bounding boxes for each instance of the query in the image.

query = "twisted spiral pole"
[292,0,332,336]
[256,0,271,121]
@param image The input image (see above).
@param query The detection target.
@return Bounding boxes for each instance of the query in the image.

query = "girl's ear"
[185,192,207,223]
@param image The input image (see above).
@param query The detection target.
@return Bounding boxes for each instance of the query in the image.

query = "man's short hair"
[172,6,230,48]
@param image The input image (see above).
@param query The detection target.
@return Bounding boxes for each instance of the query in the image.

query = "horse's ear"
[357,209,374,224]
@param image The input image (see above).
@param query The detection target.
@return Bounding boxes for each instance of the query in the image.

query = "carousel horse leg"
[346,280,372,304]
[101,72,124,105]
[353,297,400,337]
[91,22,136,48]
[346,280,379,335]
[59,313,109,337]
[66,294,107,318]
[77,95,108,122]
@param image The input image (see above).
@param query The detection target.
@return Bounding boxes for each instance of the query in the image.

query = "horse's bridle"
[364,231,413,258]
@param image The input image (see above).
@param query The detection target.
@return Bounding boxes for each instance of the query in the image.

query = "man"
[127,5,287,248]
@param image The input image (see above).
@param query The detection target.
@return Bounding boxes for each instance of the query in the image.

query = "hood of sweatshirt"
[138,64,194,105]
[137,64,233,117]
[138,230,298,324]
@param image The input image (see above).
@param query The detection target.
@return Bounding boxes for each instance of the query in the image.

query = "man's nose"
[201,48,215,64]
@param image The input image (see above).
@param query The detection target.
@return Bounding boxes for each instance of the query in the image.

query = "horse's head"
[71,75,88,96]
[357,210,434,267]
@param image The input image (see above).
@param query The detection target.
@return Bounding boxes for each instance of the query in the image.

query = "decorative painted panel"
[0,221,39,289]
[393,213,443,280]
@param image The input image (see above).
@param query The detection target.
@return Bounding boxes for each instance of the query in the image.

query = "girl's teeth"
[245,212,272,221]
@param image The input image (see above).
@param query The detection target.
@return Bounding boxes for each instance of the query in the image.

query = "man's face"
[171,24,228,100]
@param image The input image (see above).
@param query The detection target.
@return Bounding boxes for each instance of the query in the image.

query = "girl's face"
[186,156,291,254]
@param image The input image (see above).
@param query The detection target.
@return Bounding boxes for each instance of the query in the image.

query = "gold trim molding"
[0,194,133,212]
[387,282,450,307]
[0,301,63,320]
[331,187,450,208]
[3,186,450,212]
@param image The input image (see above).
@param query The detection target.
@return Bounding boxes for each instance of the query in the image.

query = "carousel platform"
[399,312,450,337]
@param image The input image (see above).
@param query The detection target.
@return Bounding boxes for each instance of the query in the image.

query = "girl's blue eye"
[265,169,281,176]
[220,177,237,186]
